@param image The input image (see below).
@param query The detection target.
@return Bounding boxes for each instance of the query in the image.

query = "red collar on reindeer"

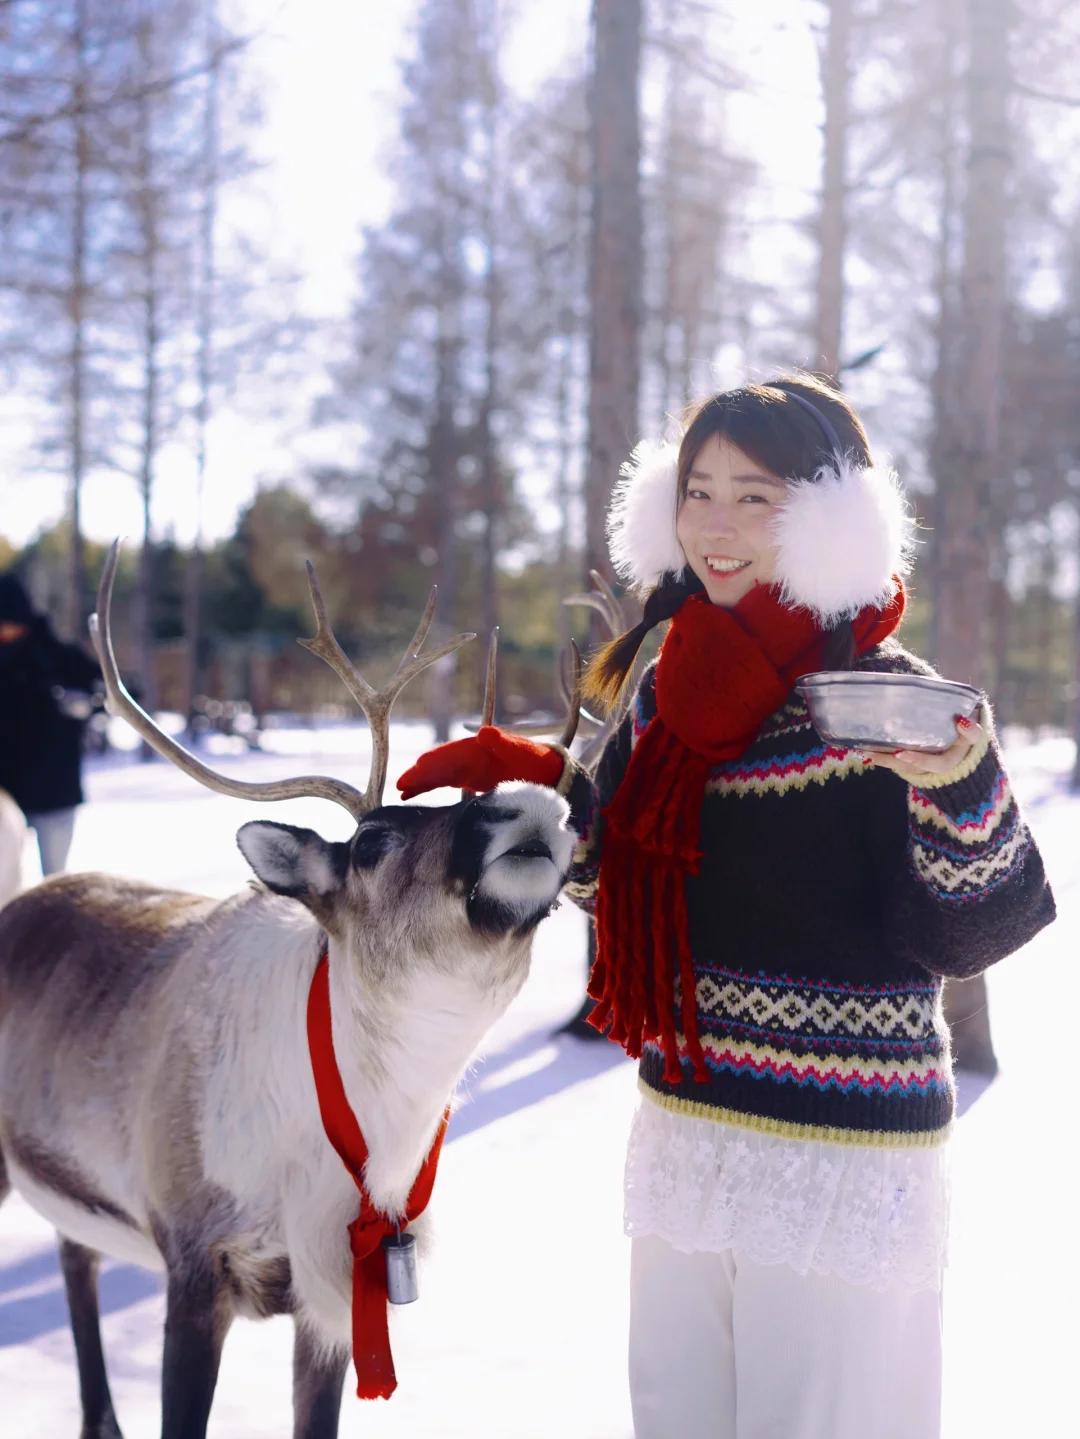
[306,949,449,1401]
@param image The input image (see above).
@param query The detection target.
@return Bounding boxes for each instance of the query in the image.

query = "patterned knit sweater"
[559,638,1056,1149]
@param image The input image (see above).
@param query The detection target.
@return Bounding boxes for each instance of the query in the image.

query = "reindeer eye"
[351,826,401,870]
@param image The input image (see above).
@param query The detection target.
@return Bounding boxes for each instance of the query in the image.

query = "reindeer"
[0,544,580,1439]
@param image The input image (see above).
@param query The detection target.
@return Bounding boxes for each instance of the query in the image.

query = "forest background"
[3,0,1080,764]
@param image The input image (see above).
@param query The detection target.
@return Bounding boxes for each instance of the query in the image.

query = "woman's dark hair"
[584,374,871,713]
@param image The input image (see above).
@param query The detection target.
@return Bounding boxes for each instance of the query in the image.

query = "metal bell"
[381,1228,419,1305]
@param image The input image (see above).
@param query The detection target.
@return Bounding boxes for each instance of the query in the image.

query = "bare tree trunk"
[134,487,155,720]
[934,0,1012,691]
[930,0,1010,1078]
[814,0,853,381]
[430,309,462,746]
[1072,564,1080,789]
[655,2,679,424]
[478,335,498,666]
[925,0,963,668]
[66,0,90,644]
[989,561,1010,721]
[1035,547,1054,726]
[133,17,159,753]
[562,0,642,1039]
[583,0,643,591]
[554,110,588,661]
[185,1,220,740]
[942,972,998,1077]
[477,8,501,682]
[554,331,576,656]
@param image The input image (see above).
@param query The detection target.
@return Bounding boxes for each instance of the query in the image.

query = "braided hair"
[585,570,705,714]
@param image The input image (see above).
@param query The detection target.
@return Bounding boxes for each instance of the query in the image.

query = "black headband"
[772,384,843,461]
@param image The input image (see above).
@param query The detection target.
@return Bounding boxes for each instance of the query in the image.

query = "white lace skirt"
[623,1093,951,1292]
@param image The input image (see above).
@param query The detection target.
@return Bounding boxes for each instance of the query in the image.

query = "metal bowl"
[795,670,982,753]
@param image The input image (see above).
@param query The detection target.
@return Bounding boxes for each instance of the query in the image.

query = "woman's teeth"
[706,558,751,574]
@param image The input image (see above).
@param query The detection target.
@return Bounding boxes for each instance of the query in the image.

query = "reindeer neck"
[325,940,516,1216]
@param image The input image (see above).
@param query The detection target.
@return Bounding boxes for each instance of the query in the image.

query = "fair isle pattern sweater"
[560,638,1055,1149]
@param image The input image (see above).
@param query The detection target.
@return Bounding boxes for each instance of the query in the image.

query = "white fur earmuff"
[606,438,916,625]
[769,455,914,622]
[607,439,684,594]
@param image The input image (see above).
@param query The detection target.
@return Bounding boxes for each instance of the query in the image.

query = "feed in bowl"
[795,671,982,753]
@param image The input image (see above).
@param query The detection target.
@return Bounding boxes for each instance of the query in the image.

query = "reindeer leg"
[58,1238,124,1439]
[159,1260,233,1439]
[292,1321,348,1439]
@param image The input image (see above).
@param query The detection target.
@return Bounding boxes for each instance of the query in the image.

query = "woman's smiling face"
[675,433,787,607]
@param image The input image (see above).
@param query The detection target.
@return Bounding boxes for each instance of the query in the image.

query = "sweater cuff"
[906,703,991,794]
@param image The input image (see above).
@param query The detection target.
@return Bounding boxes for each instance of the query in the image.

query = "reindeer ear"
[236,822,348,899]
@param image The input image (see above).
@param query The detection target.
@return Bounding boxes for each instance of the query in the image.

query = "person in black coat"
[0,572,103,876]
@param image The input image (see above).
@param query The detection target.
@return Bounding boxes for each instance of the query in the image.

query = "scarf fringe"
[588,720,709,1083]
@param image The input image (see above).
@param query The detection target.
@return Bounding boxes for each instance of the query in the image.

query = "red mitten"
[397,726,564,801]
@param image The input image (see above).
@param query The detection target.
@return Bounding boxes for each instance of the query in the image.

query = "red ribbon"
[306,951,449,1401]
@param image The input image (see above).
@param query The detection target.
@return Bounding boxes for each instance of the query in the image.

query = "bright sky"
[0,0,823,552]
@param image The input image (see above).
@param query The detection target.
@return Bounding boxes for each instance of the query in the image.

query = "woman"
[397,376,1055,1438]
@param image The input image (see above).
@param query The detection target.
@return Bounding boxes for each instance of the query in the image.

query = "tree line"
[3,0,1080,767]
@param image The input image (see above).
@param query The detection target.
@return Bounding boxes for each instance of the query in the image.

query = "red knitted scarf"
[586,582,905,1082]
[307,952,449,1401]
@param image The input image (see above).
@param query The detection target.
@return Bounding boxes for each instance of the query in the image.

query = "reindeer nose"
[449,780,572,933]
[503,837,553,862]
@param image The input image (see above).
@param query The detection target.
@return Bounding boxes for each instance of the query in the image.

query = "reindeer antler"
[459,628,501,801]
[462,636,586,746]
[563,569,636,766]
[460,569,622,752]
[90,541,475,821]
[467,572,630,758]
[300,564,474,810]
[480,627,499,726]
[562,569,628,640]
[557,640,583,748]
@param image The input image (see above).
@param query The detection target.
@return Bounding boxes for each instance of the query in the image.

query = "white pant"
[629,1235,942,1439]
[24,807,76,876]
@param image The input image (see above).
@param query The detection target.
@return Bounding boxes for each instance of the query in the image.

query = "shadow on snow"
[1,1042,1001,1347]
[0,1256,160,1349]
[0,1026,627,1346]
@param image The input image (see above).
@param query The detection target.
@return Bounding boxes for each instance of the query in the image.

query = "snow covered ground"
[1,721,1077,1437]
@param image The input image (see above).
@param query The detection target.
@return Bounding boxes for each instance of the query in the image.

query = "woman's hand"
[858,714,983,782]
